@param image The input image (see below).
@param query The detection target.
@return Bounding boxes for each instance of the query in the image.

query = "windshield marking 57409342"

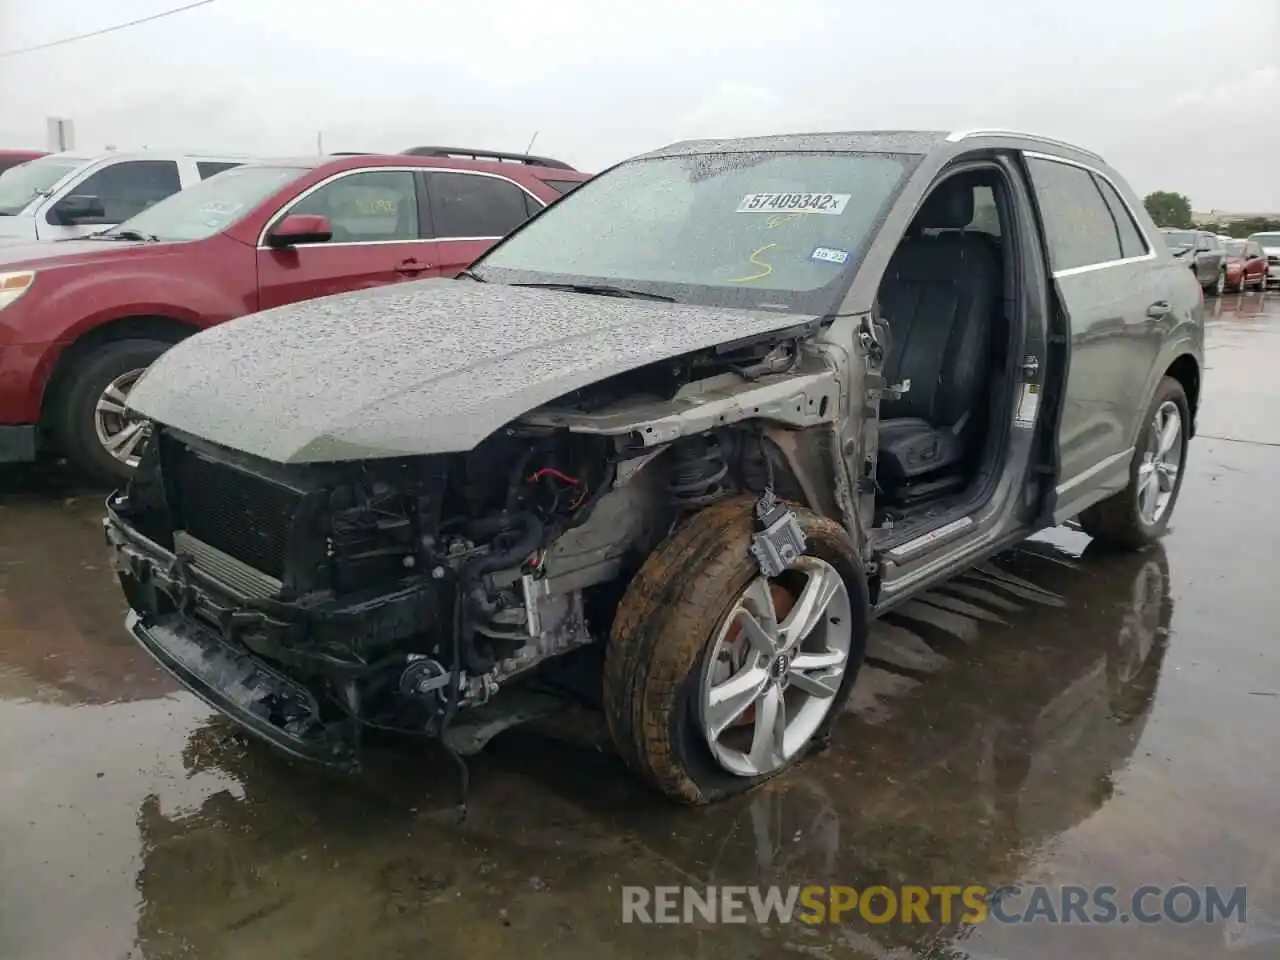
[736,192,851,214]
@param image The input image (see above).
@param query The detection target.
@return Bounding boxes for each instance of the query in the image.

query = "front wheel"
[603,497,868,804]
[1078,377,1190,550]
[52,338,173,485]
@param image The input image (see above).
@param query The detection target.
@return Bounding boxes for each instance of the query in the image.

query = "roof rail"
[329,151,378,156]
[945,128,1104,162]
[399,146,576,171]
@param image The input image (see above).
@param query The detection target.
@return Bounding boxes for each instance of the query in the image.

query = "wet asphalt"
[1,291,1278,960]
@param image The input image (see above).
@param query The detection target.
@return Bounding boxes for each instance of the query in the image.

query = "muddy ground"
[1,290,1277,960]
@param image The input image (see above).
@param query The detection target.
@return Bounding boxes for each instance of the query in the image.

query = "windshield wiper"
[93,229,159,242]
[456,269,486,282]
[511,282,676,302]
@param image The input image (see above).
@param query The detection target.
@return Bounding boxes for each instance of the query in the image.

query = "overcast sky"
[1,0,1277,211]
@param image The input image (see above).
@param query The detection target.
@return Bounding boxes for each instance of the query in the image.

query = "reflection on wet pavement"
[2,293,1279,960]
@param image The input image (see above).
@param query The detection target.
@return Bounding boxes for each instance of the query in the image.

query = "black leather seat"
[876,177,1000,496]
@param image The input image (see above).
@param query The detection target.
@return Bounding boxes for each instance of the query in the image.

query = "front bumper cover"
[105,502,359,768]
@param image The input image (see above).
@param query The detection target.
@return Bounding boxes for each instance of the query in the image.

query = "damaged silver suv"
[105,130,1203,804]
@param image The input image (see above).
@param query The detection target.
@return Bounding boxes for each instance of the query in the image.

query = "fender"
[1128,336,1202,450]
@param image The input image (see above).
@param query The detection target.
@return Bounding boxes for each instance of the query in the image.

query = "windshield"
[101,164,309,241]
[1225,240,1247,257]
[1161,230,1197,249]
[473,150,916,312]
[0,156,86,215]
[1251,233,1280,248]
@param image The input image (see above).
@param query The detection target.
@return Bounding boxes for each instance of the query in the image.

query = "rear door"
[40,159,182,239]
[1023,152,1167,520]
[421,170,544,276]
[256,168,430,311]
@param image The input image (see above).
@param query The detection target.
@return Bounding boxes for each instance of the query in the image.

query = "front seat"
[875,175,1000,499]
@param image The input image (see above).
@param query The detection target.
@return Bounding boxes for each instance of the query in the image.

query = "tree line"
[1142,190,1280,237]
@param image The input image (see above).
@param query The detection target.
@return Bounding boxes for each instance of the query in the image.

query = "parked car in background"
[0,148,590,481]
[1224,238,1267,291]
[0,151,252,242]
[1249,231,1280,289]
[0,149,47,175]
[104,129,1202,803]
[1161,228,1227,294]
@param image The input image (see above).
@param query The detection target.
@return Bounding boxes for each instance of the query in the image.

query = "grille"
[167,444,299,579]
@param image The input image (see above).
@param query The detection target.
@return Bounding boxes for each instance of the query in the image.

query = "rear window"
[541,178,588,195]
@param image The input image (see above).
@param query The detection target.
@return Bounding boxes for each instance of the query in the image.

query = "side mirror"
[53,194,106,224]
[266,213,333,248]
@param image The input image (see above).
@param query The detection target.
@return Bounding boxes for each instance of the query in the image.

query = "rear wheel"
[603,497,868,803]
[1208,268,1226,297]
[1078,377,1189,550]
[52,338,173,485]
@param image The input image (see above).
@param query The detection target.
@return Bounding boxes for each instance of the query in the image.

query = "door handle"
[1146,301,1171,320]
[395,258,429,276]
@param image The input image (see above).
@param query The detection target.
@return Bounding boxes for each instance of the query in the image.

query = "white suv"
[0,150,255,242]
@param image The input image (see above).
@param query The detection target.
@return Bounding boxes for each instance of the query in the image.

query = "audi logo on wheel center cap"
[770,654,788,679]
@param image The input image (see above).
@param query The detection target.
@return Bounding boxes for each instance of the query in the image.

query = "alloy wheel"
[1137,400,1182,526]
[699,556,853,777]
[94,368,149,469]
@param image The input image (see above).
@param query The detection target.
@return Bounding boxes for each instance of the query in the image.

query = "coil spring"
[665,436,729,507]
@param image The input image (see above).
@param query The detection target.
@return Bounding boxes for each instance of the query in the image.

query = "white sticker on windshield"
[811,246,850,265]
[737,193,851,215]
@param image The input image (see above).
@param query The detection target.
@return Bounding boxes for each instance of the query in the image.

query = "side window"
[287,170,418,243]
[427,172,535,239]
[1092,175,1148,259]
[1026,156,1122,271]
[197,161,242,180]
[60,160,181,223]
[1247,241,1261,258]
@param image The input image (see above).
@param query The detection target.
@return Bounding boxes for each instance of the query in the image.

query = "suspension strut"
[665,435,730,508]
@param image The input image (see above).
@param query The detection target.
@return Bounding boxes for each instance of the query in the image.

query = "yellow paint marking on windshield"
[726,243,777,283]
[765,212,808,228]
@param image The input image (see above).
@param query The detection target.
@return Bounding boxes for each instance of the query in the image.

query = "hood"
[128,279,819,463]
[0,238,151,270]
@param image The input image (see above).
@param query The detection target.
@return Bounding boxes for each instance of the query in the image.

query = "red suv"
[0,148,589,481]
[1224,237,1267,292]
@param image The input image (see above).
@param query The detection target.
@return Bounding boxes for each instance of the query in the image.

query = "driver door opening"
[870,165,1022,543]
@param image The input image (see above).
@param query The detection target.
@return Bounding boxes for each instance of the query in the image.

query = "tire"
[52,338,173,485]
[603,496,869,804]
[1078,377,1190,551]
[1207,268,1225,297]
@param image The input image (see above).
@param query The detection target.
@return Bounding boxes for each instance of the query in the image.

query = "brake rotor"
[720,580,796,728]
